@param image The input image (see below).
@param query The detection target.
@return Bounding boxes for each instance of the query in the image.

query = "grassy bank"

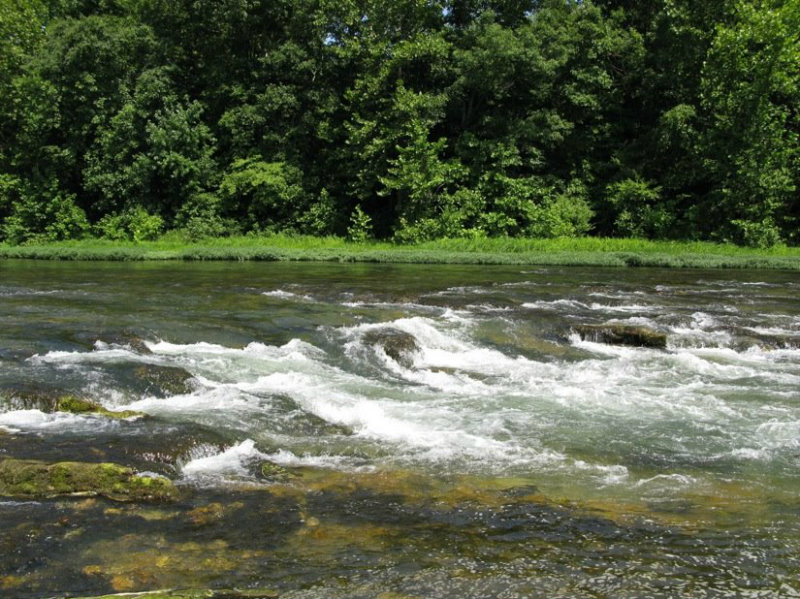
[1,234,799,270]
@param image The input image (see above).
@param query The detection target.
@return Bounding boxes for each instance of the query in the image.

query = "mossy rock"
[572,324,667,349]
[57,396,146,420]
[363,328,420,367]
[259,461,296,483]
[72,588,278,599]
[0,458,179,502]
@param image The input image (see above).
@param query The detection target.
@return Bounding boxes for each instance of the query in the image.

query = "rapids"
[0,260,798,598]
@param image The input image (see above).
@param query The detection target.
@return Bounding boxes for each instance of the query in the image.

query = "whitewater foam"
[180,439,268,480]
[0,409,122,434]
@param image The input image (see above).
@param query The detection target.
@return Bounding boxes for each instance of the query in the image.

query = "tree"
[699,0,799,246]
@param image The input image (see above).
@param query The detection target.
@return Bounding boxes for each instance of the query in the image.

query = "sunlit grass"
[1,233,798,269]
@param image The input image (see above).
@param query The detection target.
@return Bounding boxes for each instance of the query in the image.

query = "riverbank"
[1,235,799,269]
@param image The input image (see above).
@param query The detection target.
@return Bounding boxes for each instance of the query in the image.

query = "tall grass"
[1,234,798,269]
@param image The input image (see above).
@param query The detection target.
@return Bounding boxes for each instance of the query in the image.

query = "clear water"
[0,260,798,598]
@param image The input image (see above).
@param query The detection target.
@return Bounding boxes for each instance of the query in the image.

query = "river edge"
[1,236,799,270]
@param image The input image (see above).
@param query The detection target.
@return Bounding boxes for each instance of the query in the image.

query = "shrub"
[730,218,783,249]
[2,181,89,244]
[606,177,672,238]
[219,158,307,232]
[347,205,372,242]
[94,206,163,242]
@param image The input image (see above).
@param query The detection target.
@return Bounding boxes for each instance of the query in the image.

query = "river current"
[0,260,798,598]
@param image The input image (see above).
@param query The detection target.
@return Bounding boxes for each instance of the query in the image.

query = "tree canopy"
[1,0,797,246]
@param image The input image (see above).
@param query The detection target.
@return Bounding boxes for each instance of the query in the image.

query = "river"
[1,260,798,598]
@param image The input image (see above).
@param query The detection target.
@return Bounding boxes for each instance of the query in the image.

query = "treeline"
[1,0,798,247]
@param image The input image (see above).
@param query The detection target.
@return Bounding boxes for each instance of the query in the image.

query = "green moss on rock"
[0,458,179,502]
[57,396,146,420]
[260,461,296,483]
[71,588,279,599]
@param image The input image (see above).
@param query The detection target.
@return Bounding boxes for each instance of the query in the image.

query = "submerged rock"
[572,324,667,349]
[0,384,65,412]
[72,590,278,599]
[259,461,296,483]
[0,388,146,419]
[363,328,420,367]
[732,330,800,351]
[0,458,179,502]
[57,396,146,420]
[131,364,194,397]
[70,330,154,354]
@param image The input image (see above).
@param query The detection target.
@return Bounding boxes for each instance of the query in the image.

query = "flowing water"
[0,260,798,598]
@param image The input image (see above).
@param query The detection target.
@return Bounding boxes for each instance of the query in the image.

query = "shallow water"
[0,260,798,598]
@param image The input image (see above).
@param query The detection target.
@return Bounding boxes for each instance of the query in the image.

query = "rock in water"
[57,396,146,420]
[363,328,420,367]
[131,364,194,396]
[0,458,179,502]
[573,324,667,349]
[0,385,66,412]
[69,589,279,598]
[260,461,296,483]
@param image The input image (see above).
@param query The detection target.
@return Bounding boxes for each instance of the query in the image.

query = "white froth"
[634,473,697,488]
[0,409,119,433]
[262,289,315,301]
[264,449,374,471]
[522,299,588,312]
[180,439,267,478]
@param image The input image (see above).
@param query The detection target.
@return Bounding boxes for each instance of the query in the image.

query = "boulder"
[0,458,179,502]
[363,328,420,367]
[572,324,667,349]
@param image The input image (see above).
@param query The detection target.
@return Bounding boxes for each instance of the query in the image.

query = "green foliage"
[0,173,21,222]
[95,206,163,242]
[298,189,338,236]
[0,0,797,247]
[698,0,799,247]
[347,205,373,242]
[606,177,672,238]
[219,158,307,232]
[1,180,89,244]
[174,192,235,241]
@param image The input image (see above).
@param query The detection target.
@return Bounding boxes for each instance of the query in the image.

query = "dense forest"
[1,0,798,247]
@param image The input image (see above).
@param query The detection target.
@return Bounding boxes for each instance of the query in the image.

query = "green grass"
[1,234,799,269]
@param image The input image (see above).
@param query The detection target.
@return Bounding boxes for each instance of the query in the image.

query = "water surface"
[1,261,798,598]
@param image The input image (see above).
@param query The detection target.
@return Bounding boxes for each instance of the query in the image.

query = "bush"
[393,188,485,243]
[0,174,21,225]
[1,181,89,244]
[527,182,594,238]
[174,192,236,241]
[219,158,307,232]
[94,206,163,242]
[606,177,672,238]
[346,205,372,242]
[297,189,338,235]
[730,218,783,249]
